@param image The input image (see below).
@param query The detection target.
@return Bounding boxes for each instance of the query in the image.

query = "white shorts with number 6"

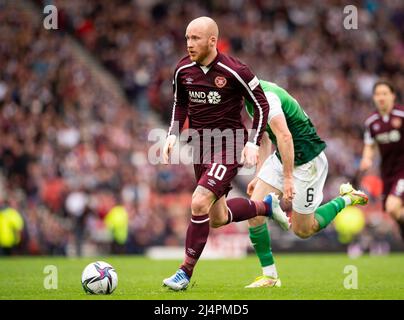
[257,151,328,214]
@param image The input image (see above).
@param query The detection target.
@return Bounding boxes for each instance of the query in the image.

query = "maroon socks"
[180,198,271,278]
[180,214,210,277]
[226,198,270,223]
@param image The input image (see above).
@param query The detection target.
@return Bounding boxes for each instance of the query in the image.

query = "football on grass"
[81,261,118,294]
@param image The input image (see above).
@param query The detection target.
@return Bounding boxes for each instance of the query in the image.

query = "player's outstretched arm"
[270,114,295,202]
[239,77,269,167]
[360,126,377,172]
[241,142,259,168]
[359,143,376,171]
[236,67,269,149]
[167,63,189,142]
[163,134,177,164]
[247,133,272,197]
[256,132,272,173]
[165,63,190,164]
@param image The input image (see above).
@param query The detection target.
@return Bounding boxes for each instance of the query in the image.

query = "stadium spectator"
[0,2,193,255]
[104,204,129,254]
[0,200,24,256]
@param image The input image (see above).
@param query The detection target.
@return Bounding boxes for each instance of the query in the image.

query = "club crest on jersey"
[392,117,402,129]
[373,123,380,131]
[214,76,227,88]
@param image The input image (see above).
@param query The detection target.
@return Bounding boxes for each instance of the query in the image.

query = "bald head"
[185,16,219,65]
[186,16,219,39]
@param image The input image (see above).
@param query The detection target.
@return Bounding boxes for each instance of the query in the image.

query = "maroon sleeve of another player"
[168,69,188,136]
[363,116,376,145]
[237,67,269,147]
[363,126,375,145]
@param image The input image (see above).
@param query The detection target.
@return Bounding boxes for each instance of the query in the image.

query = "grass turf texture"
[1,253,403,300]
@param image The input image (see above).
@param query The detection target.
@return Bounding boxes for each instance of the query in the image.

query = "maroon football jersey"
[364,105,404,179]
[167,51,269,149]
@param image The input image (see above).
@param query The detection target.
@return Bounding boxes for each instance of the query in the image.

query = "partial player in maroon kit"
[360,80,404,240]
[161,16,276,291]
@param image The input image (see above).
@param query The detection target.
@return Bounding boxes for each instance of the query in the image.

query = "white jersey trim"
[191,217,210,224]
[246,92,282,123]
[364,129,375,145]
[199,65,210,74]
[248,76,260,91]
[364,114,380,127]
[168,62,196,135]
[227,207,233,223]
[265,92,283,124]
[217,62,263,146]
[391,110,404,118]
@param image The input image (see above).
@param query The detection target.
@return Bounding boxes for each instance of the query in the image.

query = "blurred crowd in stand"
[1,0,403,255]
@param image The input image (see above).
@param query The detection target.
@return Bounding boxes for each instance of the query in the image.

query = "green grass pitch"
[1,253,404,300]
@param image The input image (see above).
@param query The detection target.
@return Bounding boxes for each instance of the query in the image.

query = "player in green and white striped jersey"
[243,80,368,288]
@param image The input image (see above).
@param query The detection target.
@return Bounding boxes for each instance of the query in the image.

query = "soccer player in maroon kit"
[360,80,404,240]
[161,16,284,290]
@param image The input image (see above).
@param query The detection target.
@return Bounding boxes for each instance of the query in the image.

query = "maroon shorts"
[194,162,242,199]
[382,172,404,209]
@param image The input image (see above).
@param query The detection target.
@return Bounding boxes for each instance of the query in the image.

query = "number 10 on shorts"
[207,163,227,181]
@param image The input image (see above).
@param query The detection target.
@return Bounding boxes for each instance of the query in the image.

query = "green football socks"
[249,222,274,267]
[314,197,346,230]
